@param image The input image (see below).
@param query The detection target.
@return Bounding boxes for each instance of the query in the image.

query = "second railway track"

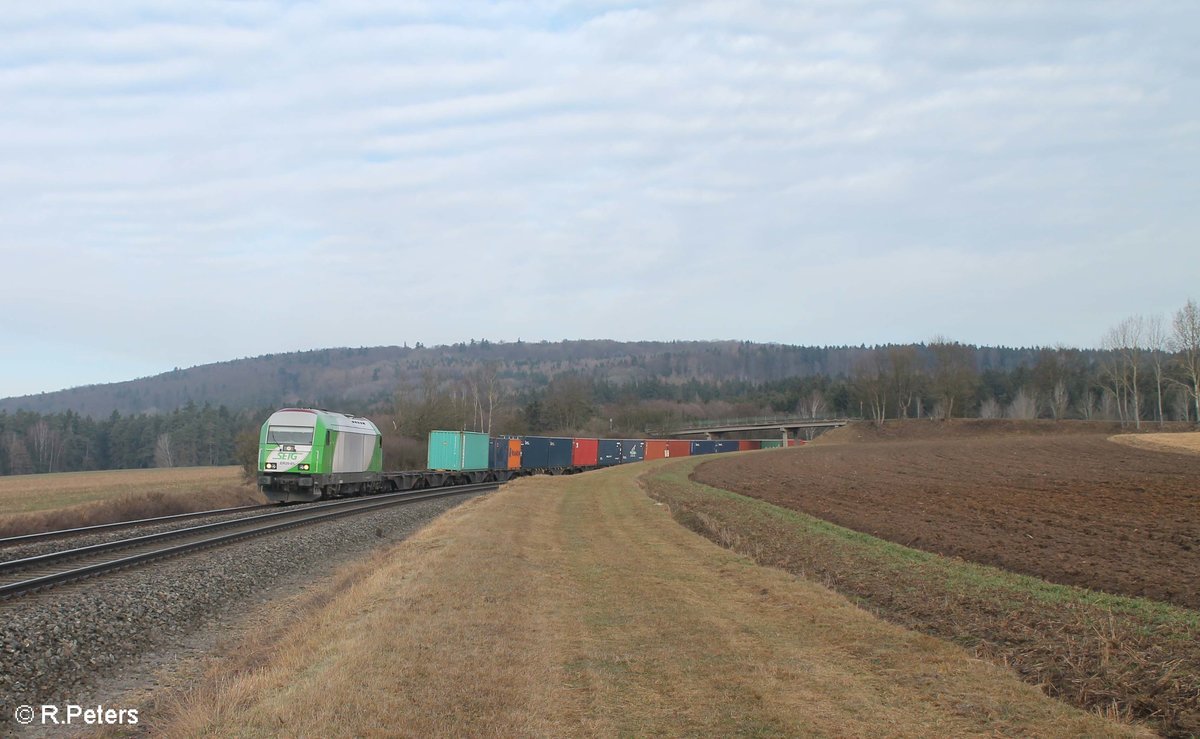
[0,482,497,600]
[0,502,280,548]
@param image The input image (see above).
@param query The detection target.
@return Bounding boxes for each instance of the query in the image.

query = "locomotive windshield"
[267,425,314,445]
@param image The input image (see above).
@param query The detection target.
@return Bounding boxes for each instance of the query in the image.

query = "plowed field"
[692,423,1200,609]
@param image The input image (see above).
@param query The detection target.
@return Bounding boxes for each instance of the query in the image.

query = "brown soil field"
[693,421,1200,610]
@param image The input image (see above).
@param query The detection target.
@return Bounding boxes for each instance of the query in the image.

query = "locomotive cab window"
[267,426,314,445]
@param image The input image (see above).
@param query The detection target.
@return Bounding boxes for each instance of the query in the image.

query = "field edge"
[643,457,1199,737]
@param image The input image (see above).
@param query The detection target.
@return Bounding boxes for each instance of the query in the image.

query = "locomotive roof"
[265,408,380,434]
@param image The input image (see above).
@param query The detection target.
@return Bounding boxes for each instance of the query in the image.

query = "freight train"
[257,408,796,503]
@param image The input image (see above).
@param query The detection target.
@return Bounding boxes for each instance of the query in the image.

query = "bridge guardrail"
[647,416,849,435]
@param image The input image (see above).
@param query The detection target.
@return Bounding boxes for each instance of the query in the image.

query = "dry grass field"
[1111,431,1200,455]
[0,467,263,537]
[149,462,1138,737]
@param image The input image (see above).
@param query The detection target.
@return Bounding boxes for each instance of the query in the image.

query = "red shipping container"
[738,440,761,451]
[666,440,691,458]
[572,438,599,467]
[645,440,695,459]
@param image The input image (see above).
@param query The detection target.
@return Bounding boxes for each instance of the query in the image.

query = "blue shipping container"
[598,439,622,466]
[621,440,645,463]
[521,436,573,469]
[713,440,740,454]
[690,440,718,455]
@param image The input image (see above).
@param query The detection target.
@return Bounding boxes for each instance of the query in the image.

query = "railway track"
[0,483,496,600]
[0,502,280,548]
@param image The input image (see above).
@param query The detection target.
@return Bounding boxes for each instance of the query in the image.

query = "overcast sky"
[2,1,1197,399]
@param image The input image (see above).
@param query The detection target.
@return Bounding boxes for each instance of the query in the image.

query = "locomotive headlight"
[298,463,311,471]
[265,462,277,470]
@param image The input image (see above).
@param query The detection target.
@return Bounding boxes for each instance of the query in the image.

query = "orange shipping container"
[645,440,692,460]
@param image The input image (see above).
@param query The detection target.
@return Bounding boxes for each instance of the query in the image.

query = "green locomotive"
[257,408,384,503]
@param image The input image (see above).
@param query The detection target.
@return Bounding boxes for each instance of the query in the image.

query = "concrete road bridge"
[656,416,850,441]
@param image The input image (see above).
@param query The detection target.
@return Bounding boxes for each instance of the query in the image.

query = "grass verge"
[643,459,1199,737]
[147,463,1138,737]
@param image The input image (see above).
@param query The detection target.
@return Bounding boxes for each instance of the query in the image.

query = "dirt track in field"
[692,422,1200,609]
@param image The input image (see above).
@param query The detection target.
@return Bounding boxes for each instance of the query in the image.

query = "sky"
[1,1,1198,399]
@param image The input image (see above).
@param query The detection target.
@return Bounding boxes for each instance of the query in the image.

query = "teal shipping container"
[759,439,785,449]
[427,430,491,471]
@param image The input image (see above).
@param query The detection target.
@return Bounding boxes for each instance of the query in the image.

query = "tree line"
[0,403,253,476]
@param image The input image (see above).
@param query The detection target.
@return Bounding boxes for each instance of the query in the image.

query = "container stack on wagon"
[428,430,490,471]
[489,436,522,470]
[520,436,574,471]
[622,440,646,463]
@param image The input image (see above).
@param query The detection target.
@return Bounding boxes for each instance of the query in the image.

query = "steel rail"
[0,503,281,548]
[0,483,495,599]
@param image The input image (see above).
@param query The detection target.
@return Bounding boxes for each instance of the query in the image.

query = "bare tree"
[1145,314,1168,425]
[798,388,827,419]
[1050,379,1070,420]
[852,353,889,427]
[928,337,977,420]
[1102,317,1145,428]
[154,432,175,468]
[545,374,593,431]
[393,368,463,438]
[888,346,918,419]
[485,363,507,435]
[28,420,63,473]
[1171,298,1200,424]
[466,362,505,434]
[1075,388,1098,420]
[4,432,34,475]
[1006,387,1038,419]
[979,396,1001,419]
[1033,347,1072,419]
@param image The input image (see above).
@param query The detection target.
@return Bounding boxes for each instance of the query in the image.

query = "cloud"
[1,0,1198,396]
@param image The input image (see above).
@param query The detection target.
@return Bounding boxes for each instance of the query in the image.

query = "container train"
[257,408,797,503]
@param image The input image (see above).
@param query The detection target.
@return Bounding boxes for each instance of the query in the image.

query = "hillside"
[1,340,1051,418]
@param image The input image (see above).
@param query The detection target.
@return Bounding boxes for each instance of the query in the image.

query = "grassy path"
[156,461,1138,736]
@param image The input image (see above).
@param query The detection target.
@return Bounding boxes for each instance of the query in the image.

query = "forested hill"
[1,340,1049,418]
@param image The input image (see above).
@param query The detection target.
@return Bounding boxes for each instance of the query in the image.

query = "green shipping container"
[759,440,785,449]
[427,431,491,471]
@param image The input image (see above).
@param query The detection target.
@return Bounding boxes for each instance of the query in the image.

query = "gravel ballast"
[0,491,480,717]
